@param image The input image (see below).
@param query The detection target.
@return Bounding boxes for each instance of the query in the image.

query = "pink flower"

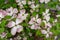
[6,7,18,16]
[7,21,15,28]
[0,9,8,18]
[11,27,17,35]
[30,24,40,30]
[20,9,25,14]
[17,10,28,20]
[39,0,44,3]
[29,17,35,24]
[36,18,41,24]
[0,32,7,38]
[16,25,23,33]
[45,22,52,28]
[15,18,23,25]
[41,30,47,34]
[11,25,23,35]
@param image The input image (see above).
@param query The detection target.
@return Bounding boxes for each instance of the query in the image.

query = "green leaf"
[21,22,29,27]
[7,32,12,38]
[0,28,5,33]
[36,30,41,36]
[5,15,11,19]
[32,12,37,17]
[49,18,54,23]
[0,20,7,28]
[40,22,45,27]
[36,30,45,37]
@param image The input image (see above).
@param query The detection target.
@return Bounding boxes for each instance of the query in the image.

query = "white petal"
[45,0,50,3]
[11,27,17,35]
[39,0,44,3]
[41,30,47,34]
[22,1,26,5]
[46,34,49,38]
[0,13,4,18]
[7,21,15,28]
[20,9,25,14]
[45,9,49,13]
[36,14,38,19]
[15,18,23,25]
[13,8,18,13]
[36,18,41,24]
[16,25,23,33]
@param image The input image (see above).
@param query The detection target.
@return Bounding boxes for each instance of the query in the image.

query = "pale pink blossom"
[36,18,41,24]
[23,37,27,40]
[39,0,50,3]
[29,17,35,24]
[21,0,26,5]
[43,9,50,22]
[17,11,28,20]
[20,9,25,14]
[7,21,15,28]
[29,14,41,25]
[15,18,23,25]
[13,8,18,14]
[16,0,20,3]
[0,10,8,18]
[39,0,44,3]
[0,32,7,38]
[18,3,24,9]
[46,34,49,38]
[11,25,23,35]
[30,4,36,10]
[11,27,17,35]
[6,7,18,16]
[41,29,52,38]
[17,13,28,20]
[45,22,52,28]
[16,25,23,33]
[45,0,50,3]
[30,24,40,30]
[41,30,47,34]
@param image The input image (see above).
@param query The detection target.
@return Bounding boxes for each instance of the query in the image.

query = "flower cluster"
[0,0,60,40]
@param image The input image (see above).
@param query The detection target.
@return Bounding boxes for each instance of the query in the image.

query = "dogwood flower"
[11,27,17,35]
[7,21,15,28]
[30,23,40,30]
[21,0,26,5]
[15,18,23,25]
[0,9,8,19]
[43,9,50,22]
[7,20,23,35]
[45,0,50,3]
[29,14,41,25]
[30,4,39,10]
[29,14,41,30]
[45,22,52,28]
[39,0,44,3]
[11,25,23,35]
[16,0,25,3]
[17,9,28,20]
[41,29,52,38]
[39,0,50,3]
[0,32,7,38]
[6,7,18,16]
